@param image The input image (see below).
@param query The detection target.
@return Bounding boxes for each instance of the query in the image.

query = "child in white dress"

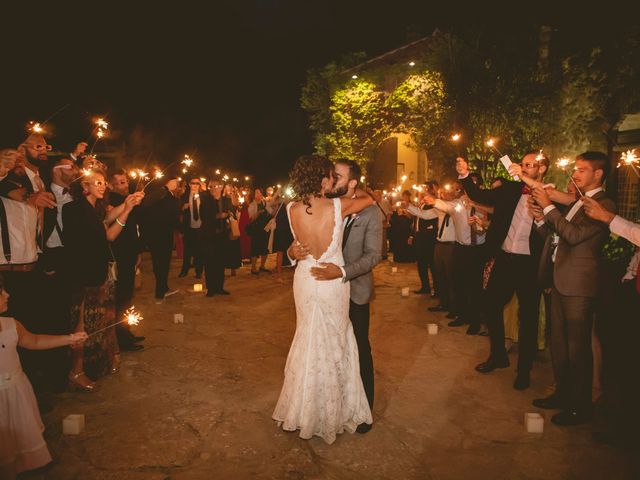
[0,278,87,479]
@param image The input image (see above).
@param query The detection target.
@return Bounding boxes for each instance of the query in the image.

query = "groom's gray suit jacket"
[342,204,384,305]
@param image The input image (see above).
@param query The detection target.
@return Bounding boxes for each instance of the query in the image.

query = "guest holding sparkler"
[138,176,181,304]
[530,152,616,425]
[179,176,204,278]
[201,179,233,296]
[223,184,242,276]
[62,170,144,389]
[0,274,88,480]
[248,187,273,274]
[457,153,548,390]
[108,169,145,351]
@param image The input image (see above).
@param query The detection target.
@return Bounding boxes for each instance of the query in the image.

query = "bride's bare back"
[289,197,337,261]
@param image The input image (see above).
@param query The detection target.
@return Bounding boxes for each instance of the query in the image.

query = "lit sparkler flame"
[29,122,44,134]
[96,118,108,129]
[486,138,495,148]
[535,149,545,162]
[82,168,92,177]
[444,184,451,191]
[618,149,638,167]
[129,170,138,179]
[181,155,194,167]
[556,157,571,169]
[454,203,463,213]
[401,174,407,183]
[97,129,105,138]
[451,133,461,142]
[215,169,221,175]
[154,170,164,179]
[124,306,142,326]
[244,176,250,181]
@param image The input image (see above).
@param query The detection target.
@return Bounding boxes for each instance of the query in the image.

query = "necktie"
[192,196,199,221]
[62,187,70,195]
[470,206,477,246]
[342,214,355,248]
[522,184,531,195]
[438,214,450,240]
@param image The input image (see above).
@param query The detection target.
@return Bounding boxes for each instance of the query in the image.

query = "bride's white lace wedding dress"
[272,197,372,444]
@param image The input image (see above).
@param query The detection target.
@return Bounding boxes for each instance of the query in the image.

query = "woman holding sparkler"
[62,170,144,389]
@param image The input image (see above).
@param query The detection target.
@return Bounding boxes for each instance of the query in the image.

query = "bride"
[272,155,374,444]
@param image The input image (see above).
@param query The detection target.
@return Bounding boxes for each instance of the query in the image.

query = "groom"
[288,159,383,433]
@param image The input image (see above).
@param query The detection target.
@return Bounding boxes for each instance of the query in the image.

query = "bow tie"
[62,187,70,194]
[522,185,531,195]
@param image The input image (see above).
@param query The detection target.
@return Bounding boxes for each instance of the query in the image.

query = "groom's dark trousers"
[350,301,374,408]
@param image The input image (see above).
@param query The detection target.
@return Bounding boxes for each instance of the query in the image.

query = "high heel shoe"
[68,371,96,392]
[110,354,121,375]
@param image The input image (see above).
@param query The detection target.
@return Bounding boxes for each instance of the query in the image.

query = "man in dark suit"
[139,177,181,303]
[179,176,204,278]
[412,181,438,295]
[457,153,548,390]
[200,179,233,296]
[530,151,616,426]
[292,159,383,434]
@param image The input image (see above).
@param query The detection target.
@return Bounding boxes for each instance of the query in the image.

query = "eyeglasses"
[522,163,538,168]
[29,144,52,152]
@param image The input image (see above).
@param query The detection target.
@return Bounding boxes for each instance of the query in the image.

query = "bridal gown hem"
[272,198,372,445]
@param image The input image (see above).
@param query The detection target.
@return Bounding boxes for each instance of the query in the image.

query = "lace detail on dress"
[274,198,372,444]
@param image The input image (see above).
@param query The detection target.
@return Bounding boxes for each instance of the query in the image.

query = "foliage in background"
[301,25,640,186]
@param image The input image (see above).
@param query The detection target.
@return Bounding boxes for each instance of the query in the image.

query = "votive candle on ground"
[174,313,184,324]
[63,414,85,435]
[401,287,410,297]
[193,283,203,292]
[525,413,544,433]
[391,267,398,273]
[427,323,438,335]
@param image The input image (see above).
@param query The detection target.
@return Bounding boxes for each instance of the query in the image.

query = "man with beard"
[288,159,383,433]
[457,153,548,390]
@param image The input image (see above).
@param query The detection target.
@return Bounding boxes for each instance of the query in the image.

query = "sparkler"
[555,157,583,197]
[451,133,461,142]
[617,149,640,177]
[181,154,194,168]
[28,121,44,134]
[88,307,142,338]
[89,117,109,154]
[486,137,504,157]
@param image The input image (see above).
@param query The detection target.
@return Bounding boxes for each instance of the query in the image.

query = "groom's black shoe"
[532,394,566,410]
[428,305,447,312]
[414,288,430,294]
[356,423,372,434]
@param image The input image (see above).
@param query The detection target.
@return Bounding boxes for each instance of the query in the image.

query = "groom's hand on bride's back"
[288,240,310,261]
[310,263,342,281]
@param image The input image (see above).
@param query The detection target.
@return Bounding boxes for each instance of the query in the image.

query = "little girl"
[0,277,87,479]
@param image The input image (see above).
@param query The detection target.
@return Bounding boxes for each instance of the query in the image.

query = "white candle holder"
[391,267,398,274]
[174,313,184,324]
[525,413,544,433]
[401,287,410,297]
[427,323,438,335]
[193,283,203,292]
[63,414,85,435]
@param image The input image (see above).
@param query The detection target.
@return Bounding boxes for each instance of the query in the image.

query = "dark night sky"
[0,1,623,185]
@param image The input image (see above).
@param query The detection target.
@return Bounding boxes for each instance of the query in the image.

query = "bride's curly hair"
[289,155,334,214]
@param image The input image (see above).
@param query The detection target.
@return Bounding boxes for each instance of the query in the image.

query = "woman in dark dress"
[223,184,242,275]
[238,190,253,261]
[63,170,144,390]
[272,195,293,277]
[389,190,415,263]
[247,188,272,274]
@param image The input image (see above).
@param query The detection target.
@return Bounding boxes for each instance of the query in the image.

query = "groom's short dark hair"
[335,159,361,184]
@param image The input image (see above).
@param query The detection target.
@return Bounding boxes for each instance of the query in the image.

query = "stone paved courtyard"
[35,255,634,479]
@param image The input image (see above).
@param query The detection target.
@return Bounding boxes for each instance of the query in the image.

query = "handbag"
[228,215,240,240]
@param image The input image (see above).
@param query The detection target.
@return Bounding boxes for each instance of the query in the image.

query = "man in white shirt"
[408,184,458,318]
[179,177,204,278]
[421,181,487,334]
[458,153,549,390]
